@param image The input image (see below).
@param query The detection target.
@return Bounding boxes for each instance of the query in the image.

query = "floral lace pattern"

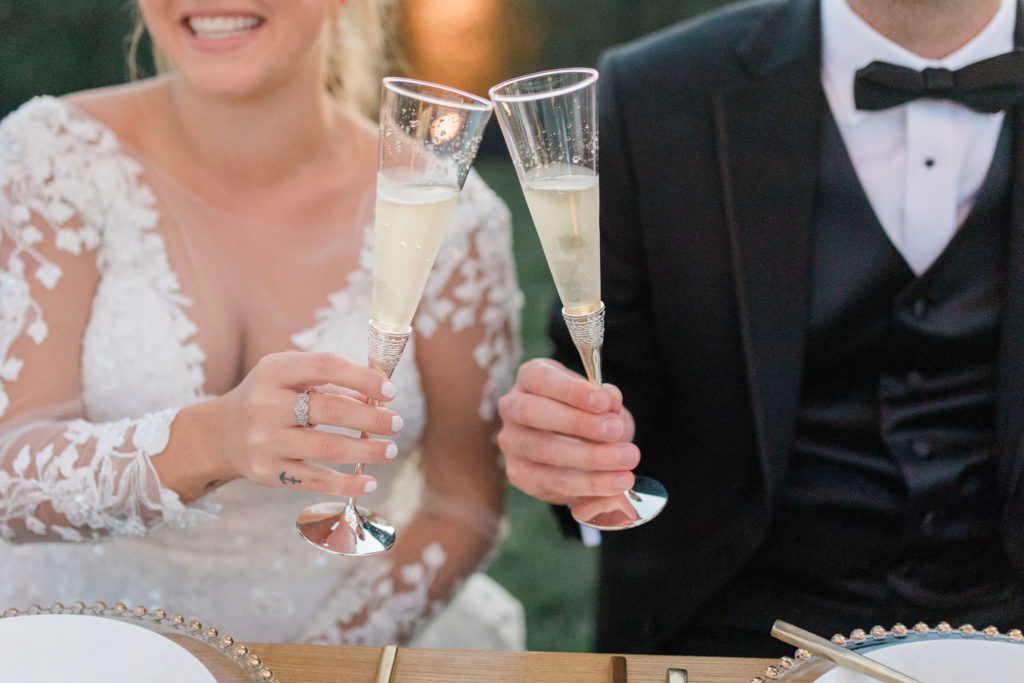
[0,97,523,648]
[0,96,105,416]
[301,541,447,646]
[0,97,209,539]
[0,410,207,542]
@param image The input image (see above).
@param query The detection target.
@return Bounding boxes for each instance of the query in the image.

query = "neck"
[163,68,337,187]
[847,0,1003,59]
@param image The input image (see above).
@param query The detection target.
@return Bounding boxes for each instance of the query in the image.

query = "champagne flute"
[490,68,667,530]
[296,77,494,555]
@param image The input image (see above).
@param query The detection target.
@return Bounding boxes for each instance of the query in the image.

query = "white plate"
[813,638,1024,682]
[0,614,217,682]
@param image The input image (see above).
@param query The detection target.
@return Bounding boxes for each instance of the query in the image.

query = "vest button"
[912,439,932,458]
[910,298,928,319]
[906,370,923,388]
[922,510,937,534]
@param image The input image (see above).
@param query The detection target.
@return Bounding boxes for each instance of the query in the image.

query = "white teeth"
[188,15,261,39]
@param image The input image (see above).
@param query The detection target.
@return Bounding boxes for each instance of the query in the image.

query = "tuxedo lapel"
[712,0,822,504]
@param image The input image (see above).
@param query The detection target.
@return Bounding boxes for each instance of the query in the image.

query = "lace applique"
[0,408,211,541]
[0,97,213,540]
[300,541,448,645]
[1,98,101,415]
[0,97,207,421]
[416,173,522,419]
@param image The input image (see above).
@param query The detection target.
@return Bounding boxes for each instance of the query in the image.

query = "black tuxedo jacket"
[551,0,1024,654]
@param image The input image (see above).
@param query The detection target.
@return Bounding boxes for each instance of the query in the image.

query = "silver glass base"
[570,475,668,531]
[296,501,396,556]
[563,302,668,531]
[294,321,409,556]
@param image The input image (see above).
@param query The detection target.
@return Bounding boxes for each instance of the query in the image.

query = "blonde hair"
[128,0,401,118]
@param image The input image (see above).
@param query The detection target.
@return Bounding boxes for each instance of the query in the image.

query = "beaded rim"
[750,621,1024,681]
[1,601,275,682]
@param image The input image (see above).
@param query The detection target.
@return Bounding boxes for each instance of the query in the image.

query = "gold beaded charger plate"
[812,639,1024,682]
[1,602,275,682]
[748,622,1024,682]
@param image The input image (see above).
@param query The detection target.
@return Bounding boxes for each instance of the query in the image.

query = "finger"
[270,461,379,497]
[304,391,403,435]
[517,359,622,414]
[260,351,397,402]
[499,390,629,442]
[570,493,642,526]
[505,457,635,504]
[314,383,368,401]
[498,422,639,471]
[298,429,400,465]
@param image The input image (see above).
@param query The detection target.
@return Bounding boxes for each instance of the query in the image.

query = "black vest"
[773,112,1015,610]
[679,113,1021,657]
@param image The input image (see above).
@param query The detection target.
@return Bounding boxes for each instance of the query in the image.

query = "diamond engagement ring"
[295,389,311,427]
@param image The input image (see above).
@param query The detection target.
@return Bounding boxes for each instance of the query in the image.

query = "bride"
[0,0,523,648]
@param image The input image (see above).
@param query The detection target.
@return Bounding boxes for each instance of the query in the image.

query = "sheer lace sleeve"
[300,171,523,646]
[0,98,211,543]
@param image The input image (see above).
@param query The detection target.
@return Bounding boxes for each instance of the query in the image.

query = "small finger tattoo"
[279,472,302,485]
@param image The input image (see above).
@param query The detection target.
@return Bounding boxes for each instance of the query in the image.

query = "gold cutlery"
[375,644,398,683]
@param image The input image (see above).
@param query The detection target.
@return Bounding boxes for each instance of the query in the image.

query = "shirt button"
[911,299,928,319]
[912,439,932,459]
[906,371,923,388]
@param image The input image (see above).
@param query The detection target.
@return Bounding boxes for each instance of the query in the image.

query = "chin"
[179,67,273,100]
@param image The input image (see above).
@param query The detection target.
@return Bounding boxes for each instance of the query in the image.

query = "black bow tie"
[854,49,1024,113]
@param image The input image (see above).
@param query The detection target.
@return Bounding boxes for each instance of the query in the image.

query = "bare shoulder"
[62,78,171,147]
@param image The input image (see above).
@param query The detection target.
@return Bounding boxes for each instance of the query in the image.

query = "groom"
[498,0,1024,657]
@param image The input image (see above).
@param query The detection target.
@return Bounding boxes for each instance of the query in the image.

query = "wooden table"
[248,643,791,682]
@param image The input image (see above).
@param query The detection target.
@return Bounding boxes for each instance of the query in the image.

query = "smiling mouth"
[185,14,265,40]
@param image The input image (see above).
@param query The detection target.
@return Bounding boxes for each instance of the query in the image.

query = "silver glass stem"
[296,321,411,556]
[562,302,605,385]
[349,321,411,482]
[562,301,669,531]
[366,321,412,379]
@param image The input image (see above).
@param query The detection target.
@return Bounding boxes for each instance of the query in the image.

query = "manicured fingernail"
[614,474,632,490]
[385,442,398,459]
[391,415,404,432]
[589,392,610,411]
[381,381,397,398]
[601,420,622,439]
[364,480,378,493]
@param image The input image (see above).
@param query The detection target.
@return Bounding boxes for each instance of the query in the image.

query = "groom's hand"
[497,358,640,505]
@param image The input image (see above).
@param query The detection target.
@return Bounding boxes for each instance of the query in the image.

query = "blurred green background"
[0,0,731,653]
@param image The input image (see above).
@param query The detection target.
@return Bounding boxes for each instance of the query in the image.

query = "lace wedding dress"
[0,96,525,648]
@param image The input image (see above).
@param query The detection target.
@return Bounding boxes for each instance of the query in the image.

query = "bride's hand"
[212,351,403,496]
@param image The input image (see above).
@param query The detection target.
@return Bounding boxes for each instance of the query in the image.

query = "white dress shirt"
[821,0,1015,275]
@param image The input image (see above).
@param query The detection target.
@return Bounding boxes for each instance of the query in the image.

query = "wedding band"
[295,389,311,427]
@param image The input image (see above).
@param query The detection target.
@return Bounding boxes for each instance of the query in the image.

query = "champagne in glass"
[491,68,667,530]
[296,78,493,555]
[521,169,601,316]
[373,178,459,332]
